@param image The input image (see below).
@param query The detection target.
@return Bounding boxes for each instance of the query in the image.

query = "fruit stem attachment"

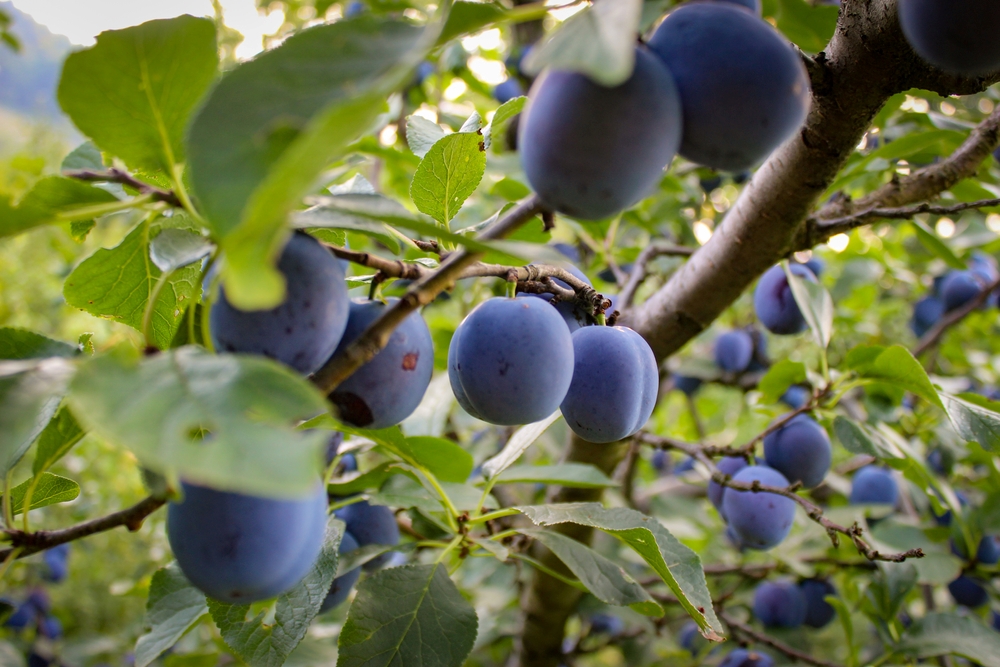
[596,311,607,326]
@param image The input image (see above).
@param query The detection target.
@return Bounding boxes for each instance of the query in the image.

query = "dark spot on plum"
[330,391,374,427]
[402,352,419,371]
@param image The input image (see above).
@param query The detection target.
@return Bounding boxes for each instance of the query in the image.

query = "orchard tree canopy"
[4,1,1000,667]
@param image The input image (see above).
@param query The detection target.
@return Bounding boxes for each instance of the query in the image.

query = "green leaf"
[32,407,85,475]
[1,472,80,516]
[67,347,329,499]
[406,115,447,158]
[832,416,879,457]
[522,529,662,616]
[0,177,120,238]
[394,436,474,483]
[337,563,478,667]
[896,613,1000,667]
[523,0,642,86]
[61,142,106,172]
[57,16,219,174]
[0,358,75,476]
[328,462,403,496]
[846,344,943,408]
[941,392,1000,453]
[911,219,966,270]
[64,218,201,350]
[494,463,617,488]
[481,412,561,480]
[784,260,833,349]
[516,503,723,640]
[757,360,807,404]
[187,16,428,310]
[134,564,209,667]
[772,0,838,53]
[438,1,508,44]
[484,96,525,152]
[209,516,343,667]
[149,229,214,273]
[0,329,77,360]
[409,132,486,226]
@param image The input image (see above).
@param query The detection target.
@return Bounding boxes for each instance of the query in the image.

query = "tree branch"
[311,194,546,393]
[720,611,844,667]
[64,168,184,208]
[0,495,165,561]
[912,275,1000,356]
[619,242,695,309]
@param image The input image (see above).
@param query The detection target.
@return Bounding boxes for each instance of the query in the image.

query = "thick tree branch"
[311,195,546,393]
[0,495,165,561]
[721,611,844,667]
[912,275,1000,356]
[64,168,184,208]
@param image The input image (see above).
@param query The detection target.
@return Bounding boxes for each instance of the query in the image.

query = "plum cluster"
[753,578,837,630]
[2,588,64,666]
[519,0,809,220]
[448,297,658,443]
[910,252,998,337]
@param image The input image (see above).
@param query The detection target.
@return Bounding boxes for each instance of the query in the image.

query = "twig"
[720,611,844,667]
[311,195,546,393]
[64,168,183,208]
[0,495,165,561]
[635,432,924,563]
[619,242,696,308]
[618,441,641,510]
[913,275,1000,356]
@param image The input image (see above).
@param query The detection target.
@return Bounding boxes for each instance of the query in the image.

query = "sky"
[9,0,284,58]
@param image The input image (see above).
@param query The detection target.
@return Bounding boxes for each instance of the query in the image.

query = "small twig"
[721,611,844,667]
[619,242,696,308]
[618,441,641,510]
[913,275,1000,356]
[64,168,184,208]
[0,495,165,561]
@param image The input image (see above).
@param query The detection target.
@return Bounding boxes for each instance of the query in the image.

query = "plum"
[948,575,989,608]
[898,0,1000,76]
[520,46,682,220]
[753,580,806,628]
[714,330,754,373]
[754,263,816,335]
[319,531,362,612]
[334,499,400,571]
[210,232,349,374]
[449,297,574,425]
[560,326,658,443]
[167,482,328,603]
[42,544,69,583]
[953,536,1000,565]
[519,265,591,333]
[328,298,434,429]
[588,613,625,636]
[494,78,524,104]
[648,2,809,171]
[708,456,749,515]
[763,414,831,489]
[910,296,944,338]
[651,449,670,473]
[722,466,796,550]
[780,385,810,409]
[940,270,984,312]
[673,375,703,396]
[716,0,761,14]
[849,466,898,507]
[799,579,837,629]
[719,649,774,667]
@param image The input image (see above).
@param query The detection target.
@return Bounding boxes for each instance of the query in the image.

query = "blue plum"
[334,500,400,571]
[552,243,580,263]
[328,298,434,429]
[708,456,749,514]
[38,615,61,639]
[754,264,816,335]
[673,375,703,396]
[560,326,658,443]
[651,449,670,473]
[588,613,625,636]
[520,47,682,220]
[910,296,944,338]
[3,599,35,630]
[763,414,831,489]
[969,251,998,283]
[802,258,824,277]
[320,532,362,612]
[675,457,696,474]
[340,453,358,472]
[449,297,574,425]
[210,232,349,374]
[494,78,525,103]
[714,330,754,374]
[715,0,762,14]
[948,575,989,608]
[993,610,1000,631]
[898,0,1000,76]
[324,431,345,466]
[344,1,366,18]
[799,579,837,629]
[42,543,69,583]
[648,2,809,171]
[677,620,704,654]
[167,482,328,603]
[723,466,796,550]
[849,466,898,507]
[953,536,1000,565]
[931,491,966,526]
[719,649,774,667]
[940,270,985,312]
[780,385,810,409]
[414,61,435,85]
[753,580,806,628]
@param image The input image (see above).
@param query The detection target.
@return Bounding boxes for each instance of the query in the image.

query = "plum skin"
[753,580,806,628]
[334,500,400,571]
[763,414,832,489]
[719,649,774,667]
[849,466,898,506]
[647,2,809,171]
[799,578,837,628]
[722,465,796,550]
[167,482,328,603]
[210,232,349,374]
[898,0,1000,76]
[560,326,658,443]
[449,297,574,425]
[910,296,944,337]
[319,531,362,612]
[714,330,754,373]
[948,575,989,608]
[328,298,434,429]
[754,264,817,335]
[520,46,682,220]
[940,270,984,312]
[708,456,748,515]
